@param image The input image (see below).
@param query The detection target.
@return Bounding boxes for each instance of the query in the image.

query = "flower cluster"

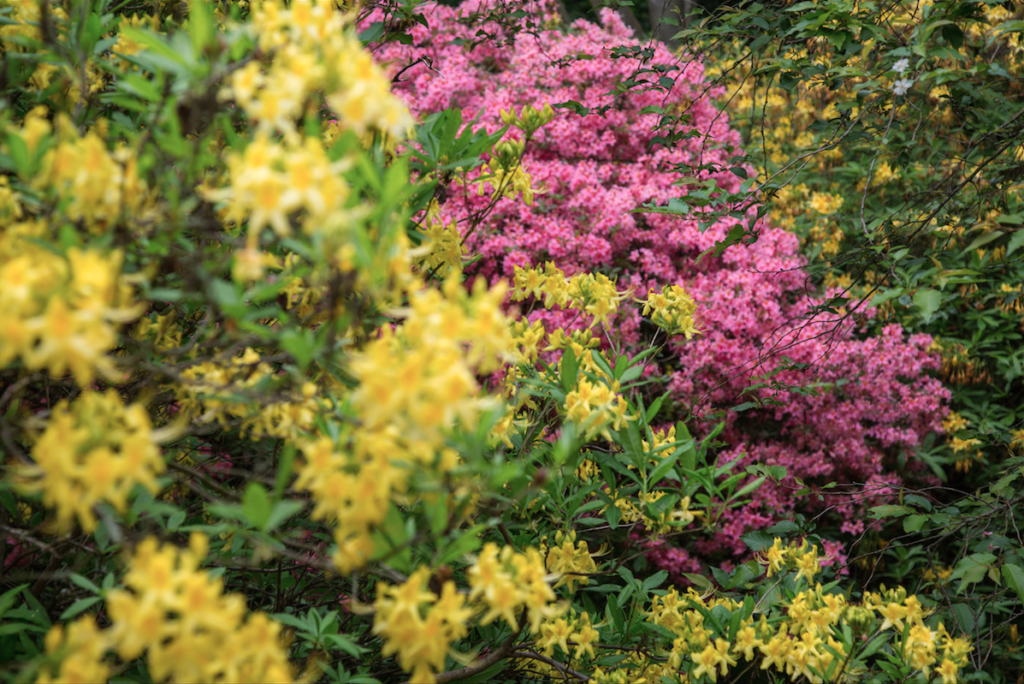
[0,223,138,385]
[564,375,630,441]
[374,543,564,683]
[374,0,949,562]
[641,284,700,338]
[613,492,702,536]
[416,200,464,278]
[476,139,542,206]
[230,0,412,140]
[372,567,473,684]
[34,536,294,683]
[512,262,629,329]
[105,535,294,683]
[649,578,970,684]
[177,348,321,439]
[536,609,599,659]
[27,110,150,229]
[13,391,164,532]
[203,134,349,249]
[34,617,110,684]
[544,530,598,592]
[468,542,563,633]
[297,277,513,573]
[755,537,823,582]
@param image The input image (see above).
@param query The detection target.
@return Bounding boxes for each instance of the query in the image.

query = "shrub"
[369,0,949,563]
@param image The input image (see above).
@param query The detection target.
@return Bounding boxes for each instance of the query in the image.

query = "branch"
[428,618,527,684]
[512,649,591,681]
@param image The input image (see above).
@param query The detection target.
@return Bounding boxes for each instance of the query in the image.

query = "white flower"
[893,78,914,97]
[893,58,910,74]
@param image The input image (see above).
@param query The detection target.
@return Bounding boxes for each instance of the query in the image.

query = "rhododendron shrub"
[371,0,949,563]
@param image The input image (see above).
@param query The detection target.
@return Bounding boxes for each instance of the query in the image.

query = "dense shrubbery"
[0,0,1015,682]
[669,0,1024,677]
[372,0,949,567]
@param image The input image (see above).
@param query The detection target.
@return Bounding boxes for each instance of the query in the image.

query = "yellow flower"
[734,625,761,661]
[12,391,164,532]
[937,658,959,684]
[691,639,737,682]
[757,538,787,577]
[793,543,821,583]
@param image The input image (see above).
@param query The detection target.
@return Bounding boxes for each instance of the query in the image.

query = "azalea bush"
[0,0,983,682]
[369,0,950,572]
[663,0,1024,676]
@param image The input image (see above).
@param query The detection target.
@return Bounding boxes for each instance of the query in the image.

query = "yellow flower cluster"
[545,530,598,592]
[510,318,548,365]
[641,424,677,463]
[942,411,970,434]
[353,277,512,433]
[755,537,823,582]
[641,285,700,338]
[999,283,1023,315]
[373,544,564,683]
[613,492,701,536]
[416,201,464,278]
[537,609,599,659]
[866,587,972,681]
[0,0,66,43]
[295,434,398,573]
[477,139,542,206]
[468,542,563,633]
[105,534,294,683]
[372,567,473,684]
[34,617,110,684]
[204,134,349,249]
[512,262,631,328]
[0,221,139,384]
[649,578,971,684]
[35,536,294,683]
[564,375,630,441]
[231,0,412,140]
[30,112,149,229]
[809,191,844,215]
[297,278,513,573]
[14,391,164,532]
[499,103,556,136]
[177,348,321,439]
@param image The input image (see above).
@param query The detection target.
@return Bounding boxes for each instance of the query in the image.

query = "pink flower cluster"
[369,0,949,568]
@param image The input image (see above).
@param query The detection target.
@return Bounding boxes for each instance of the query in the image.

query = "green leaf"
[606,591,625,633]
[647,450,680,487]
[68,573,101,595]
[280,329,315,371]
[869,504,912,519]
[731,476,765,501]
[59,597,102,621]
[560,348,578,392]
[903,514,928,533]
[0,622,48,636]
[323,634,368,657]
[243,483,271,530]
[952,553,996,594]
[273,444,296,501]
[912,288,941,321]
[437,527,484,566]
[741,530,775,552]
[1005,230,1024,259]
[1001,563,1024,606]
[0,585,28,620]
[190,0,216,56]
[676,422,697,472]
[264,500,304,532]
[682,573,713,593]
